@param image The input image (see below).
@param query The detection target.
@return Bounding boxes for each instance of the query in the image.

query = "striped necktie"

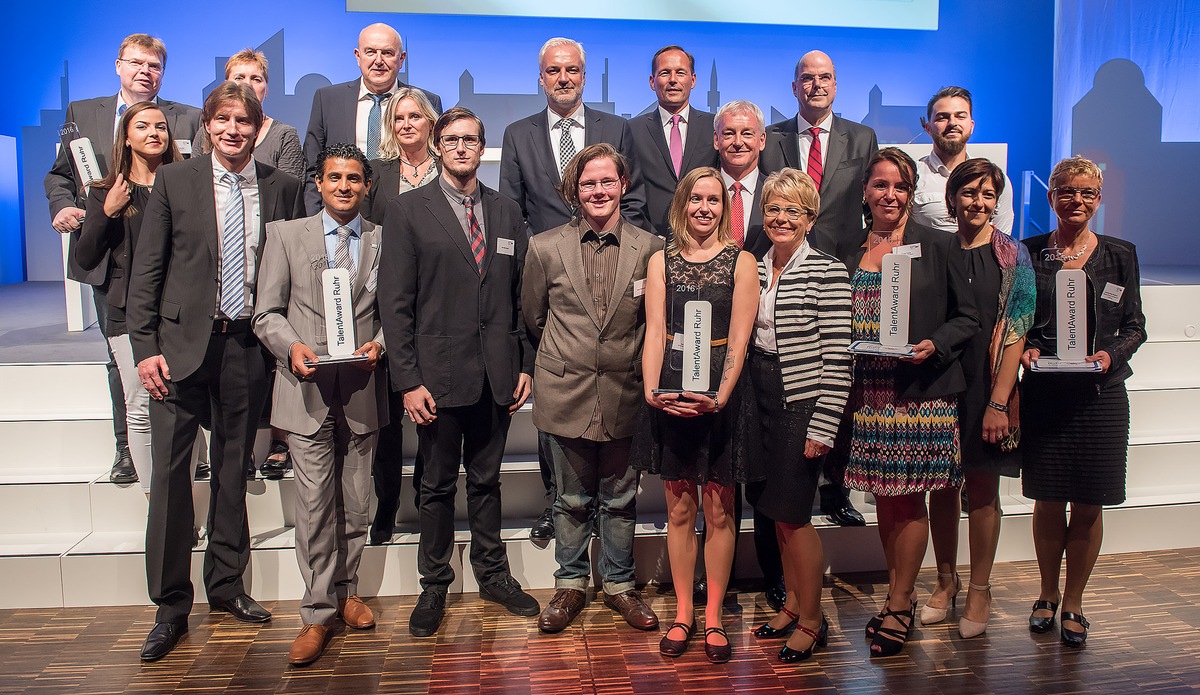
[219,172,247,319]
[806,126,824,188]
[332,225,356,286]
[558,118,577,175]
[464,197,485,271]
[366,92,390,160]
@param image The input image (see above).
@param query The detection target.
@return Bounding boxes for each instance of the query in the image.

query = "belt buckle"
[215,319,230,334]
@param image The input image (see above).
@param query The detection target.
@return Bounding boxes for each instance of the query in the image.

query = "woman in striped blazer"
[745,168,853,663]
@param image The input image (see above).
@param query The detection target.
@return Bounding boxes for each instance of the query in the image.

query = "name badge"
[497,238,515,256]
[893,243,922,259]
[671,333,684,351]
[175,139,192,156]
[1101,282,1124,303]
[633,278,646,297]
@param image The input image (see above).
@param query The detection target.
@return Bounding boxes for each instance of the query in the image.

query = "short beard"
[932,130,968,158]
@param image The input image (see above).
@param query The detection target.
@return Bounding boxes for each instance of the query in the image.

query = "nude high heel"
[957,583,991,638]
[920,571,960,625]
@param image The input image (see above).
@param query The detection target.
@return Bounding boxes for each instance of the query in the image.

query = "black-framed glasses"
[763,204,811,221]
[578,178,621,193]
[439,135,481,150]
[118,58,163,74]
[1053,186,1100,202]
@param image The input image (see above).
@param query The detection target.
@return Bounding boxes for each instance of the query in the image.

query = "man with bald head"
[761,50,877,256]
[303,23,443,214]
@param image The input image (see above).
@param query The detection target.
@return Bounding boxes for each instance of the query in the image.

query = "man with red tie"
[714,100,769,259]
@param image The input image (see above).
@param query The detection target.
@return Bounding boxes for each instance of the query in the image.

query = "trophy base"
[652,388,719,399]
[848,340,915,357]
[1029,357,1102,373]
[305,353,370,366]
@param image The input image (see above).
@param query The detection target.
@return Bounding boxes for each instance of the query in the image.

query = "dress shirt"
[547,104,586,171]
[796,112,833,178]
[114,93,131,140]
[579,221,622,440]
[439,174,485,244]
[211,156,260,318]
[912,149,1016,234]
[658,104,691,146]
[321,210,362,275]
[355,78,399,154]
[753,239,811,353]
[720,166,759,235]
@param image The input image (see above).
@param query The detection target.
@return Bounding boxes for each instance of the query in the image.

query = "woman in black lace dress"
[633,167,759,663]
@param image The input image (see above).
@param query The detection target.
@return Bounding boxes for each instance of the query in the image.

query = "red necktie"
[730,181,745,248]
[464,197,485,271]
[806,126,823,189]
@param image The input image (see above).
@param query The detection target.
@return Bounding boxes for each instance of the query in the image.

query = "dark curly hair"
[315,143,373,183]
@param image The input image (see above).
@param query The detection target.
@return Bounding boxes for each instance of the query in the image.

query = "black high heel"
[1060,611,1090,648]
[754,606,799,638]
[869,603,915,658]
[866,592,916,639]
[1028,599,1059,633]
[778,617,828,663]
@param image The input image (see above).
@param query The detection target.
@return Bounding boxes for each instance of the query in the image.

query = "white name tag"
[633,278,646,297]
[893,243,922,259]
[671,333,684,351]
[1101,282,1124,303]
[497,238,515,256]
[175,139,192,156]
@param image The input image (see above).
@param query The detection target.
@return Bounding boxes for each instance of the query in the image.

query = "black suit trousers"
[146,329,267,624]
[90,284,128,448]
[416,387,512,590]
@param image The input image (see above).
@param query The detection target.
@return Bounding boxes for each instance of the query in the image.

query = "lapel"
[602,220,643,333]
[529,110,561,186]
[681,109,711,172]
[255,162,275,244]
[821,117,849,196]
[425,184,480,272]
[299,214,330,294]
[557,222,600,330]
[645,111,674,176]
[479,185,501,278]
[776,118,800,169]
[339,79,360,142]
[95,96,118,163]
[583,106,604,147]
[357,218,379,296]
[193,156,220,266]
[743,177,766,252]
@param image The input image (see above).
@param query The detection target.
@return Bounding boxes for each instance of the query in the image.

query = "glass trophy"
[1029,268,1101,372]
[308,267,368,366]
[849,252,916,357]
[655,281,718,399]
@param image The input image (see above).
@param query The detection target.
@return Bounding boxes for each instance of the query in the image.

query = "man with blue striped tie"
[126,81,304,662]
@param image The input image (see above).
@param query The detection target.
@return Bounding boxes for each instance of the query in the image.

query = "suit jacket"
[126,155,305,380]
[629,107,718,236]
[761,114,878,256]
[45,95,202,285]
[741,173,771,260]
[522,219,664,439]
[500,108,649,235]
[253,214,388,436]
[378,181,533,409]
[361,158,439,224]
[835,221,980,400]
[302,78,443,215]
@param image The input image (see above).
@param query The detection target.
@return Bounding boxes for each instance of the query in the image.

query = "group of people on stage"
[45,25,1146,667]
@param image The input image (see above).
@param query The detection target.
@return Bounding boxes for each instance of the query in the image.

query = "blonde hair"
[667,167,734,255]
[225,49,269,82]
[762,167,820,218]
[1049,155,1103,190]
[377,87,438,161]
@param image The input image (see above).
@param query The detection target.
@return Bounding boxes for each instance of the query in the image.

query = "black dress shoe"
[765,580,787,613]
[109,446,137,484]
[140,622,187,661]
[409,588,447,637]
[369,521,394,546]
[209,594,271,623]
[260,440,290,481]
[824,498,866,527]
[480,575,540,616]
[1060,611,1090,647]
[529,508,554,541]
[1028,599,1059,633]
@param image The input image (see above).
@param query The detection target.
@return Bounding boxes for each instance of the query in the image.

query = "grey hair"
[538,37,586,70]
[714,100,764,132]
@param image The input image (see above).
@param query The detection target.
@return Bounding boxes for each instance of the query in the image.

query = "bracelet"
[987,400,1009,413]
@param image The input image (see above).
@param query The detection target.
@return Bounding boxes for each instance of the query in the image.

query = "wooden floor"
[3,548,1199,694]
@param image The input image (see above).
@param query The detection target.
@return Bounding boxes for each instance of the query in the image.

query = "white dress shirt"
[912,149,1016,234]
[659,104,691,146]
[796,112,833,176]
[212,156,261,318]
[720,166,759,235]
[355,78,399,153]
[754,240,812,353]
[547,104,586,169]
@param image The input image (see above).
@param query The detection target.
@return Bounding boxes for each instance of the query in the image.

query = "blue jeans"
[546,434,638,594]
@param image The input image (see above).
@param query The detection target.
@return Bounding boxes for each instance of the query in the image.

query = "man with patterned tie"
[379,107,540,638]
[302,23,442,215]
[254,143,387,666]
[127,81,304,662]
[760,50,878,258]
[715,100,769,259]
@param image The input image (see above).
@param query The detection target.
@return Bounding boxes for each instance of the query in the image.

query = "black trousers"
[537,429,558,509]
[753,507,784,587]
[91,284,128,449]
[145,329,267,625]
[416,389,511,590]
[372,387,407,530]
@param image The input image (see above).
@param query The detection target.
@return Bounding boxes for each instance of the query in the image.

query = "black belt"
[750,346,779,359]
[212,318,253,334]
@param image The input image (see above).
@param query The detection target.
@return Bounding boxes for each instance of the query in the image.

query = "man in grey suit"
[44,33,201,485]
[303,23,443,214]
[760,50,878,258]
[127,81,304,662]
[522,143,662,634]
[254,143,387,666]
[629,45,718,237]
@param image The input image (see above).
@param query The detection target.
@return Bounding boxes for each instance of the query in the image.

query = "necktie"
[464,197,485,271]
[366,92,390,160]
[806,126,824,189]
[558,118,577,175]
[117,103,128,117]
[668,114,684,177]
[219,172,247,319]
[333,225,356,286]
[730,181,745,248]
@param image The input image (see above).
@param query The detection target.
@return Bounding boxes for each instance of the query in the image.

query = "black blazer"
[741,173,770,260]
[302,78,443,215]
[361,158,439,224]
[44,95,202,285]
[629,107,718,236]
[836,221,980,400]
[378,182,534,409]
[75,186,148,326]
[499,107,649,235]
[761,114,878,256]
[126,155,304,380]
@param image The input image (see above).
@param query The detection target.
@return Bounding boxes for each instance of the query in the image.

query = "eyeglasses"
[118,58,163,75]
[763,204,811,221]
[1053,186,1100,202]
[438,135,481,150]
[797,73,834,87]
[579,178,621,193]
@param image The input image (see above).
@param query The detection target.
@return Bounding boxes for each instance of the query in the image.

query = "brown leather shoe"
[288,624,330,666]
[603,589,659,630]
[537,588,586,633]
[339,595,376,629]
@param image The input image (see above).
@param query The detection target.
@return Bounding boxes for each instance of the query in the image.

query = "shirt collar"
[581,218,622,245]
[439,172,479,203]
[764,238,811,273]
[798,112,834,134]
[922,149,971,176]
[211,153,257,185]
[548,104,586,129]
[321,210,362,237]
[358,78,399,101]
[658,104,691,127]
[720,166,759,191]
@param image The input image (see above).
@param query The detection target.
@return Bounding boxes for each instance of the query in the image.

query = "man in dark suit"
[379,107,539,638]
[629,45,718,237]
[761,50,878,258]
[302,23,442,214]
[44,33,201,485]
[126,81,304,662]
[715,100,770,259]
[760,50,873,528]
